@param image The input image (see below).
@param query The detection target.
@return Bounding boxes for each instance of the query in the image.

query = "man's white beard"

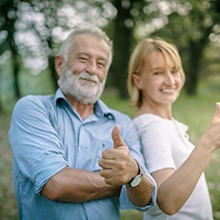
[58,65,106,104]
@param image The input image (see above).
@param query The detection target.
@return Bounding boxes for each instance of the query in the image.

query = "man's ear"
[55,55,64,76]
[132,74,142,89]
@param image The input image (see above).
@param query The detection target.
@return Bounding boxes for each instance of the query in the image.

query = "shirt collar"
[54,89,115,120]
[95,99,115,120]
[54,89,67,103]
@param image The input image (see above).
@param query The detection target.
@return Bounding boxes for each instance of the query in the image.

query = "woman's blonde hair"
[127,37,185,108]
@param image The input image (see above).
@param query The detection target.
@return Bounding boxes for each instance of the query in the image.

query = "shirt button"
[80,145,87,151]
[97,112,101,116]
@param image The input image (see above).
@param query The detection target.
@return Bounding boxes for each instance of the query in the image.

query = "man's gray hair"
[59,24,113,68]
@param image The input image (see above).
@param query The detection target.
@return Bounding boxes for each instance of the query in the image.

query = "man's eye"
[79,57,88,62]
[98,63,105,68]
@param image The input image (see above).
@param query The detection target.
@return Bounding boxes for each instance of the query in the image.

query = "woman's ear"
[132,74,142,89]
[55,55,64,76]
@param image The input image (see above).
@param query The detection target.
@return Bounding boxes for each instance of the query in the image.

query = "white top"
[133,114,213,220]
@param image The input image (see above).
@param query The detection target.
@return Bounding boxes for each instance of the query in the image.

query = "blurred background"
[0,0,220,219]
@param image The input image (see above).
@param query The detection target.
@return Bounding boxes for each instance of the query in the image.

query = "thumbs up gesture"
[112,125,127,149]
[99,125,139,186]
[212,102,220,123]
[200,102,220,149]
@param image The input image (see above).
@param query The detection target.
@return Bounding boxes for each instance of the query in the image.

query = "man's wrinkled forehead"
[68,34,111,61]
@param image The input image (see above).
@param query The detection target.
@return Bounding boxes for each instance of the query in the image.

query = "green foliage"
[1,0,220,108]
[19,69,55,96]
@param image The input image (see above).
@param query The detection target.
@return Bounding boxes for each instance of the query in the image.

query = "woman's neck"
[136,102,172,120]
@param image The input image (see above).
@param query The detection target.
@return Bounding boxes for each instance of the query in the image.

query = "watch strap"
[127,160,143,187]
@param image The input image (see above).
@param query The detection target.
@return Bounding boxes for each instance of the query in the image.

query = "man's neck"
[65,95,94,120]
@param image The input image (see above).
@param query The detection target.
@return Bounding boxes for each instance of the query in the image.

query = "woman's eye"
[154,71,162,75]
[171,69,179,74]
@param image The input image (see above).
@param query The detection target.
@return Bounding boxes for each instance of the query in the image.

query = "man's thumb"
[112,125,126,149]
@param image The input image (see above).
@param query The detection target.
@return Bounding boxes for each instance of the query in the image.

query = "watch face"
[130,174,143,187]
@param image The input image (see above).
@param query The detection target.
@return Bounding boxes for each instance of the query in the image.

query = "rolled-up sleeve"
[117,116,157,210]
[119,174,157,211]
[9,96,68,193]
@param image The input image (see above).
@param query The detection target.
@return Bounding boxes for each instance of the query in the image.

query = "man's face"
[58,34,111,104]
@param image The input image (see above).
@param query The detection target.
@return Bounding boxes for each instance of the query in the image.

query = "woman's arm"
[155,103,220,214]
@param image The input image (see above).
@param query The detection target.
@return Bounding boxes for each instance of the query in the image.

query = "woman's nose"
[165,72,175,85]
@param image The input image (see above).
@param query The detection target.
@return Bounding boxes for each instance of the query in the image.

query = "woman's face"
[134,51,183,106]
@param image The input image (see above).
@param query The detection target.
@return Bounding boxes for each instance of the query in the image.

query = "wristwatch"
[128,162,143,187]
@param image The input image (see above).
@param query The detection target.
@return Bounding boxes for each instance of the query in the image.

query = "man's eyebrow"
[75,51,108,63]
[76,52,89,56]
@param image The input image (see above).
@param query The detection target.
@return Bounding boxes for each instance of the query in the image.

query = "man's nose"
[86,60,97,75]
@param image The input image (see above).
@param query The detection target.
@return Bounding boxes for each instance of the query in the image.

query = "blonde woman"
[127,37,220,219]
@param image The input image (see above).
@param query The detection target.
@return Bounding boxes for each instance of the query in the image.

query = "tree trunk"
[111,0,134,99]
[185,41,202,95]
[48,55,58,92]
[185,34,210,95]
[4,0,21,99]
[10,45,21,98]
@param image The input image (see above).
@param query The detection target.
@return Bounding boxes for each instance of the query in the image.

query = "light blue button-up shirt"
[9,89,156,220]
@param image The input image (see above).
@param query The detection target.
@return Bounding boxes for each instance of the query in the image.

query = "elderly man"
[9,25,156,220]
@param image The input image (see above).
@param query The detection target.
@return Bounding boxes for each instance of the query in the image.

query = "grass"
[1,80,220,219]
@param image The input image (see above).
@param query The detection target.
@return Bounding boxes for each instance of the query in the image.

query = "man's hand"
[99,125,138,186]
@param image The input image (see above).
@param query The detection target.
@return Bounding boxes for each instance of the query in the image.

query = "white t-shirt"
[133,114,213,220]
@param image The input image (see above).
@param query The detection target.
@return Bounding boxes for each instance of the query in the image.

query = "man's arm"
[41,167,121,202]
[10,97,121,203]
[126,173,154,207]
[99,125,154,207]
